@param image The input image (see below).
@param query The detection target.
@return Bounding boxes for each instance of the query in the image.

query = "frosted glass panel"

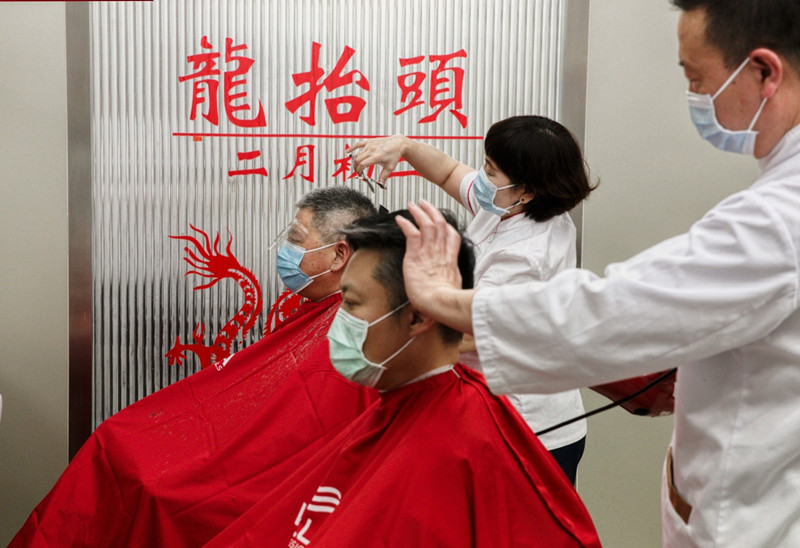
[90,0,569,425]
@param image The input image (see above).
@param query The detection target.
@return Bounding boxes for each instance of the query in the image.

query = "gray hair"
[296,187,377,243]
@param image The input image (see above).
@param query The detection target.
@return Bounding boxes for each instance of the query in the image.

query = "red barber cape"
[12,293,377,548]
[205,364,601,548]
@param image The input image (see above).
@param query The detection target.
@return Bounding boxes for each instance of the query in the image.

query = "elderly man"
[12,187,378,547]
[397,1,800,546]
[205,210,601,547]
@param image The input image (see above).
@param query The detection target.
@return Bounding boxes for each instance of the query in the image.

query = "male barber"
[397,1,800,546]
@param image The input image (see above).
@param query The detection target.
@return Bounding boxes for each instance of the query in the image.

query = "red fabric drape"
[205,364,601,548]
[12,294,377,547]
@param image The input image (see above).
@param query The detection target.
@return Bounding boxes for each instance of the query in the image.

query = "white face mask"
[326,302,416,388]
[686,57,768,155]
[276,240,336,293]
[473,168,520,216]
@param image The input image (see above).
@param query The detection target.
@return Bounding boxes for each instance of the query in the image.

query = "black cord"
[534,368,678,436]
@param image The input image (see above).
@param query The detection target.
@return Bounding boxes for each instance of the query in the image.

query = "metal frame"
[562,0,591,266]
[66,2,92,459]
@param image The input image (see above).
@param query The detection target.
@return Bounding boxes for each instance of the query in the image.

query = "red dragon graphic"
[165,225,263,369]
[263,288,305,336]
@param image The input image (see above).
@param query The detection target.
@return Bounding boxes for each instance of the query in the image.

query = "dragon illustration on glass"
[264,287,305,336]
[165,225,263,369]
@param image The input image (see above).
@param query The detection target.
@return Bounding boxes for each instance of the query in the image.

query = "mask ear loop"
[711,57,751,100]
[748,96,769,131]
[306,241,342,282]
[501,185,524,214]
[362,301,413,366]
[364,335,417,368]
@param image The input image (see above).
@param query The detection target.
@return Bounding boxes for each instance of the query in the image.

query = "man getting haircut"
[204,210,601,548]
[12,187,378,548]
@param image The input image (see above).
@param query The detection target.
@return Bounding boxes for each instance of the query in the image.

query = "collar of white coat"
[758,124,800,175]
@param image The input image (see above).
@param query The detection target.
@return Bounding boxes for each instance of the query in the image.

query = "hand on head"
[395,200,465,318]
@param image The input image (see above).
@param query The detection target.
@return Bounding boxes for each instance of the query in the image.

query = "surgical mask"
[327,302,416,388]
[276,241,336,294]
[473,168,520,216]
[687,57,768,155]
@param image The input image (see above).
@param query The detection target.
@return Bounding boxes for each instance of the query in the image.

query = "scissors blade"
[348,151,382,193]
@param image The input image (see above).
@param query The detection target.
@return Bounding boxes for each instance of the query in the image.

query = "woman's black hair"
[484,115,597,222]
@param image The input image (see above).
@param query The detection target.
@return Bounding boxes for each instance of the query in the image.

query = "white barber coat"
[474,124,800,547]
[458,172,586,451]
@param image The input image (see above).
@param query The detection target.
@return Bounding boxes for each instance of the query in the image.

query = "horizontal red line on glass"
[173,132,483,140]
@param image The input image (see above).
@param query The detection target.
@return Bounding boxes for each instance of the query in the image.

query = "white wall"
[578,1,759,546]
[0,3,69,544]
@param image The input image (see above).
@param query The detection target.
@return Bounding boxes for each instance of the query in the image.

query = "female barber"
[349,115,596,483]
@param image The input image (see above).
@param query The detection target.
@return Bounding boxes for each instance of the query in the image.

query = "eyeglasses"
[268,220,309,251]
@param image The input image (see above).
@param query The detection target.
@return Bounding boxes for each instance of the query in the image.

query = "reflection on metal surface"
[67,2,93,458]
[87,0,575,427]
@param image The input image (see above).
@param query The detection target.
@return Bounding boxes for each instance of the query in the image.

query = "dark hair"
[484,115,596,222]
[296,187,377,243]
[671,0,800,72]
[342,209,474,344]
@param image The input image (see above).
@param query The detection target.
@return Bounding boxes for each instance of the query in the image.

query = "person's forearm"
[399,137,468,189]
[424,287,476,336]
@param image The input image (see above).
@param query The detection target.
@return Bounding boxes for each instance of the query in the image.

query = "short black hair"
[342,209,474,344]
[484,115,596,222]
[296,187,377,242]
[671,0,800,72]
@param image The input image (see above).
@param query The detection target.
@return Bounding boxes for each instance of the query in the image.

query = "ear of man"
[330,241,352,273]
[750,48,783,98]
[406,306,437,337]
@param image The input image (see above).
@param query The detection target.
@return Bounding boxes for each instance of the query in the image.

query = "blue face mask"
[687,57,768,155]
[276,241,337,294]
[327,302,415,388]
[473,168,520,216]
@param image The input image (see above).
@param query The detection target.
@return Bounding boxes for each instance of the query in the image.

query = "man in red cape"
[205,210,600,547]
[11,188,379,547]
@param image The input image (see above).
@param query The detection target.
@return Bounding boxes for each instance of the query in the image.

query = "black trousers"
[548,436,586,486]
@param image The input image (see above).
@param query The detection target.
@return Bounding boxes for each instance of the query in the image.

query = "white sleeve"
[476,249,542,288]
[458,171,479,216]
[474,190,799,395]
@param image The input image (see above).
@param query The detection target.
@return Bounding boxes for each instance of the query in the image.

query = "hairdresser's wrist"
[420,286,476,336]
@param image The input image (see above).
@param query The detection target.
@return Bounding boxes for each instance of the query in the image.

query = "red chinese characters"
[285,41,371,126]
[178,39,472,181]
[283,145,316,183]
[229,150,268,178]
[332,146,375,184]
[394,49,468,128]
[179,36,266,128]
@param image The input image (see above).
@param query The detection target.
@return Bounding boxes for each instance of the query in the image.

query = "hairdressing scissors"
[348,151,389,214]
[348,151,386,193]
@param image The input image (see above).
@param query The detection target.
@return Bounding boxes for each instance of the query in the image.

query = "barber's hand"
[396,200,474,335]
[348,135,408,186]
[590,370,676,417]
